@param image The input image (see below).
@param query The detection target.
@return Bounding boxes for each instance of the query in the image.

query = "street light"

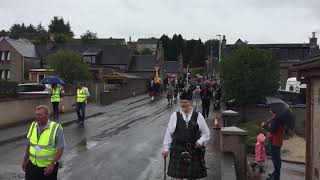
[216,35,222,63]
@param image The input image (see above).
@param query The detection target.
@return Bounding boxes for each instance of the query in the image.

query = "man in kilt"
[162,92,210,180]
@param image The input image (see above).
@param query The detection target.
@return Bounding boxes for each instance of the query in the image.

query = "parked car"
[17,83,50,95]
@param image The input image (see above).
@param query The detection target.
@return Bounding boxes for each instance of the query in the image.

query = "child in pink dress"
[255,133,267,173]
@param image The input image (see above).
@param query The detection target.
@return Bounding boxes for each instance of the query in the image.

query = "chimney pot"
[312,32,316,38]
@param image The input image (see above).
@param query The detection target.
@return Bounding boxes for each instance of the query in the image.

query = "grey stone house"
[136,38,158,54]
[0,37,41,81]
[222,33,320,89]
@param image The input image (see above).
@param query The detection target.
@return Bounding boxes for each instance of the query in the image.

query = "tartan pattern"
[167,145,207,179]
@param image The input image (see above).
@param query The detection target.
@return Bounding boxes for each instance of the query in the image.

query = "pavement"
[0,94,305,180]
[0,94,150,145]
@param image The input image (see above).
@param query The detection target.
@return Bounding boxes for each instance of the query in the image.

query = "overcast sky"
[1,0,320,44]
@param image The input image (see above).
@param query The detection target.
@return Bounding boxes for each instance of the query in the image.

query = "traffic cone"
[212,118,221,130]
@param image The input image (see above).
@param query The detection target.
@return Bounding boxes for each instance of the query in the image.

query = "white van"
[17,83,50,95]
[286,77,306,93]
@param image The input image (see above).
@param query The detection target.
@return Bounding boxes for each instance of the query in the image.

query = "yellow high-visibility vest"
[51,87,61,102]
[27,121,61,167]
[77,88,87,103]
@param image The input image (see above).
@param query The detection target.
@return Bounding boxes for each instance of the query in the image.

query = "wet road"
[0,97,178,180]
[0,96,305,180]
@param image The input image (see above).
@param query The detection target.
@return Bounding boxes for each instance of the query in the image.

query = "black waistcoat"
[172,111,200,145]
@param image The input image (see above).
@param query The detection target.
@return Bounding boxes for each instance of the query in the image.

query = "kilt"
[167,145,207,179]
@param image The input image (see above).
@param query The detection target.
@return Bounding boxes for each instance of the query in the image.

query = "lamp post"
[217,35,222,63]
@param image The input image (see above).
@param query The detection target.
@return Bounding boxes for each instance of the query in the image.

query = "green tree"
[8,23,46,42]
[48,16,74,42]
[9,23,27,39]
[183,39,205,67]
[159,34,171,60]
[0,30,9,37]
[220,45,280,122]
[35,23,48,43]
[80,30,98,43]
[48,49,91,84]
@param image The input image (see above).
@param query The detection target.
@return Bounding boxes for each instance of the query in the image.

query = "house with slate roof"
[0,37,41,81]
[127,54,183,79]
[222,32,320,89]
[136,37,158,54]
[35,40,134,82]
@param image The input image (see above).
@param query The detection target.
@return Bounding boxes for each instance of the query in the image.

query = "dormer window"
[82,49,101,64]
[83,56,96,64]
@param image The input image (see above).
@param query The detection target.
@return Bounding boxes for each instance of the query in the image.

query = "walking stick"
[164,156,167,180]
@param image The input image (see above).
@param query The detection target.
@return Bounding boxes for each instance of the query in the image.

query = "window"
[83,56,91,63]
[6,70,10,80]
[1,70,5,79]
[83,56,96,64]
[6,51,10,61]
[0,52,4,61]
[289,85,294,92]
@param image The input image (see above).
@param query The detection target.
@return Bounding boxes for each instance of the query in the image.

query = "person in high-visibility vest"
[22,105,65,180]
[49,84,64,120]
[76,83,90,125]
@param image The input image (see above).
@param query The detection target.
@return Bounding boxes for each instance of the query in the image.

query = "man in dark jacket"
[200,85,212,118]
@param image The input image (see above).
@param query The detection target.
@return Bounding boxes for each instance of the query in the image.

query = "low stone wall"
[231,105,306,136]
[100,78,149,105]
[0,95,75,128]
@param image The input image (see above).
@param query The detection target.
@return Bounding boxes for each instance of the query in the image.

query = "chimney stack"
[310,32,318,48]
[222,35,227,50]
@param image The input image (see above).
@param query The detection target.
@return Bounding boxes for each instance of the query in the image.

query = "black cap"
[180,91,192,101]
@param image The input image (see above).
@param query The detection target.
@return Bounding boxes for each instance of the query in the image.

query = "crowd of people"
[149,73,222,118]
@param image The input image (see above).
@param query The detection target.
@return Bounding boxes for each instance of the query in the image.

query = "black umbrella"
[265,97,295,130]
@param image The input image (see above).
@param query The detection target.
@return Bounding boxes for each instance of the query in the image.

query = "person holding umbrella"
[262,97,294,180]
[48,84,64,120]
[76,83,90,125]
[40,76,65,120]
[162,91,210,180]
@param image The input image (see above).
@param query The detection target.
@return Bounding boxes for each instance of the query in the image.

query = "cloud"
[0,0,318,43]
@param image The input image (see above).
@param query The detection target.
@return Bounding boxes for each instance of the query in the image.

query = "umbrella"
[265,97,295,130]
[40,76,65,85]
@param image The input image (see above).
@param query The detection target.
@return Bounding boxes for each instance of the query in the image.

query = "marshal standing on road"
[162,91,210,180]
[22,105,65,180]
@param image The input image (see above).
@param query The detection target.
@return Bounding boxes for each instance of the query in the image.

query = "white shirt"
[163,110,210,151]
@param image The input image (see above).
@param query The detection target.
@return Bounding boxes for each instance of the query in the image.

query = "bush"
[239,121,266,154]
[0,80,18,98]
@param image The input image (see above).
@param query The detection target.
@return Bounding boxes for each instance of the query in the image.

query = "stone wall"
[100,78,148,105]
[232,104,306,135]
[0,94,75,128]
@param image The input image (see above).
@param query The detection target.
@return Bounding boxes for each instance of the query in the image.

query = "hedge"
[0,80,18,98]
